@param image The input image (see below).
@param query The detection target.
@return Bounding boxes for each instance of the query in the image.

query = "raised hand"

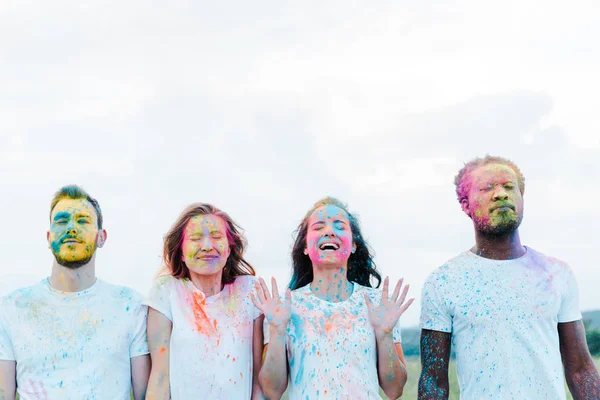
[251,277,292,331]
[364,276,414,337]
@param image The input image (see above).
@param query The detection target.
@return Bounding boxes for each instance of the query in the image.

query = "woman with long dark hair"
[145,203,264,400]
[253,197,413,400]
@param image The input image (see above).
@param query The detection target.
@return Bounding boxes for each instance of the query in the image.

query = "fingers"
[271,277,280,299]
[250,293,262,310]
[382,276,389,301]
[399,297,415,314]
[397,283,410,306]
[256,280,267,304]
[259,277,271,300]
[391,278,403,302]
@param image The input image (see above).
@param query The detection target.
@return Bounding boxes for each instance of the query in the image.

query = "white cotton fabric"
[0,278,149,400]
[420,246,582,400]
[264,282,402,400]
[144,275,261,400]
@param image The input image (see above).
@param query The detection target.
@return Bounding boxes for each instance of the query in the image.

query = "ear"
[46,231,51,248]
[460,199,471,218]
[351,243,357,254]
[303,248,308,255]
[96,229,108,248]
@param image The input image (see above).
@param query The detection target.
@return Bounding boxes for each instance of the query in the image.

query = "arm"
[0,360,16,400]
[146,308,172,400]
[559,320,600,399]
[131,354,151,400]
[375,339,407,400]
[259,334,288,399]
[252,315,266,400]
[418,329,451,400]
[252,278,291,400]
[364,277,414,400]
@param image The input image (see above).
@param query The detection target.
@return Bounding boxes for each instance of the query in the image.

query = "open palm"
[251,277,291,331]
[364,277,414,336]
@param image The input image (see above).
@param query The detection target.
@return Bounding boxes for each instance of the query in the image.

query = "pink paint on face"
[462,163,524,234]
[180,214,231,276]
[305,205,355,266]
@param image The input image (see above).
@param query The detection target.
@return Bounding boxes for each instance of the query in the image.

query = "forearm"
[376,333,406,400]
[146,365,170,400]
[418,330,450,400]
[566,362,600,400]
[0,360,17,400]
[259,329,288,400]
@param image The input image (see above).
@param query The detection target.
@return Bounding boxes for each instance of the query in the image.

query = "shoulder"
[352,282,378,296]
[0,281,45,311]
[424,252,473,283]
[526,247,575,280]
[229,275,259,296]
[98,280,145,306]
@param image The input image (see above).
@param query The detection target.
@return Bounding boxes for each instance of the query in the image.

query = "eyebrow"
[53,212,71,220]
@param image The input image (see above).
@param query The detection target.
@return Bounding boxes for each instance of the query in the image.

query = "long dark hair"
[289,197,382,290]
[160,203,255,285]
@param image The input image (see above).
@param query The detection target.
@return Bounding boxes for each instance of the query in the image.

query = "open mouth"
[319,242,340,251]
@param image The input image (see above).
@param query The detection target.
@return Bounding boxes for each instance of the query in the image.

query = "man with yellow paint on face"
[0,185,150,400]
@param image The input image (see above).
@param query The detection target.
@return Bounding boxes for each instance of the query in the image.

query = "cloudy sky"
[1,0,599,326]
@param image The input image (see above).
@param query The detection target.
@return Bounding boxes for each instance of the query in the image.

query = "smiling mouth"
[198,255,219,260]
[62,239,82,244]
[319,242,340,251]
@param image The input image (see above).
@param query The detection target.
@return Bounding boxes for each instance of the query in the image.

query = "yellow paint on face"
[49,199,100,265]
[181,214,231,275]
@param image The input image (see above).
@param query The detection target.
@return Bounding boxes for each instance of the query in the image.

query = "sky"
[1,0,599,326]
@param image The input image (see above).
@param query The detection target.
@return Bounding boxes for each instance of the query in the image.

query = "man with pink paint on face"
[0,185,150,400]
[418,155,600,399]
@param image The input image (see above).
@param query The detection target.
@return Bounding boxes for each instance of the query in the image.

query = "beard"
[53,252,95,269]
[51,238,97,269]
[474,210,523,236]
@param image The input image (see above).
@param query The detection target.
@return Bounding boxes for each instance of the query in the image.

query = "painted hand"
[364,276,414,337]
[251,277,292,331]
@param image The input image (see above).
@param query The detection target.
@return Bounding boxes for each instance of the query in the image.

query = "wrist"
[374,329,394,341]
[268,323,288,335]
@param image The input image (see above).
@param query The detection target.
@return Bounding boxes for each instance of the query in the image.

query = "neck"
[310,262,353,302]
[49,258,97,292]
[189,270,223,297]
[472,228,526,260]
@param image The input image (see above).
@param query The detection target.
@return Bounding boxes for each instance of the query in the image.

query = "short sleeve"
[0,303,15,361]
[419,270,453,333]
[129,301,150,358]
[144,277,173,322]
[557,265,582,323]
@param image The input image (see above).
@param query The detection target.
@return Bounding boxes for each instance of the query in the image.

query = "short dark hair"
[50,185,103,229]
[454,155,525,203]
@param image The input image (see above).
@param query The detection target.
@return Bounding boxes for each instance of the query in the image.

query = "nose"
[492,186,509,200]
[200,236,213,251]
[323,224,336,237]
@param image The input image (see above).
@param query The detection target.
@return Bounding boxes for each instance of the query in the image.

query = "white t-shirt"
[0,278,149,400]
[420,246,582,400]
[144,274,261,400]
[264,282,402,400]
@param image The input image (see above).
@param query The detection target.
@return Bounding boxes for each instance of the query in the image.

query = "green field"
[280,356,600,399]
